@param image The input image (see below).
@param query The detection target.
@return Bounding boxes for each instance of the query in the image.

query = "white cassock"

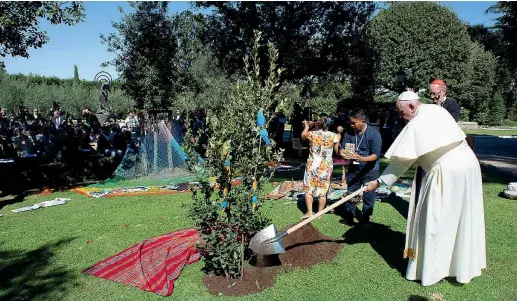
[378,104,486,286]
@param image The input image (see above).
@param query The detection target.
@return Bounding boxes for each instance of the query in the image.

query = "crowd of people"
[0,102,211,164]
[0,103,138,163]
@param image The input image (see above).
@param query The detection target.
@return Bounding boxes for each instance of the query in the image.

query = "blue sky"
[3,1,501,81]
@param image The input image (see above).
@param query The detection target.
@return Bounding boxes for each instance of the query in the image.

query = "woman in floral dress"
[301,116,339,219]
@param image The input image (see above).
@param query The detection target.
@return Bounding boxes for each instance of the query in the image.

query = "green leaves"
[488,2,517,74]
[185,32,285,279]
[367,2,471,93]
[196,2,375,83]
[101,2,180,110]
[456,42,498,123]
[0,2,85,69]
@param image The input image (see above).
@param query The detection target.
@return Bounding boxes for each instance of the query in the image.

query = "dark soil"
[203,223,342,297]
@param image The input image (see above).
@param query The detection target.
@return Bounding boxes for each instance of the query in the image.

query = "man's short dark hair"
[349,108,366,121]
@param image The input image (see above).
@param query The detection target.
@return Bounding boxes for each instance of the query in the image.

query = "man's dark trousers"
[345,167,379,220]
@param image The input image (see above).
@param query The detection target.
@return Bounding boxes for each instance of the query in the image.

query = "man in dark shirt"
[336,108,382,225]
[82,107,101,132]
[429,79,461,122]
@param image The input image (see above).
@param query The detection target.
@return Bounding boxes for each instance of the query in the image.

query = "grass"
[285,124,517,137]
[0,162,516,301]
[463,129,517,137]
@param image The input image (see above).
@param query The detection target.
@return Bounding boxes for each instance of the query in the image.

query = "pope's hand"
[364,180,379,192]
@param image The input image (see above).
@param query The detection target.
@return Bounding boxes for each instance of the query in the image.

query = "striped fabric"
[83,228,200,296]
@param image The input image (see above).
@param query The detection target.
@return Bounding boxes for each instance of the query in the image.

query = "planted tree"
[303,76,353,115]
[184,31,286,279]
[488,2,517,74]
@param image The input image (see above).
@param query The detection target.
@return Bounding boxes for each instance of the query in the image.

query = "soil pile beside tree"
[203,223,342,297]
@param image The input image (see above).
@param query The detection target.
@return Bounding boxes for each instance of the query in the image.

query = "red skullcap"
[430,79,446,87]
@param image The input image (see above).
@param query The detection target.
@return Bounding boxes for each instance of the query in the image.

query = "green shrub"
[500,119,517,127]
[473,111,488,125]
[486,92,506,126]
[306,95,340,115]
[460,107,470,121]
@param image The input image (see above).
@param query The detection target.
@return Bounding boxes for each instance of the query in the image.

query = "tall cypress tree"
[73,65,80,85]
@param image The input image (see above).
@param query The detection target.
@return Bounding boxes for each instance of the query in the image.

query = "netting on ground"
[91,120,197,189]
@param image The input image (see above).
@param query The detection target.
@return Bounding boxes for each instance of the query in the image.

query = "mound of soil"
[203,223,342,297]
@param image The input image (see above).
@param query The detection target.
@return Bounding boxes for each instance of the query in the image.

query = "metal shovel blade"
[249,224,285,255]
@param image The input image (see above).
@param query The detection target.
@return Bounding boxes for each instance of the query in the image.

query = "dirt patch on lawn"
[203,223,342,297]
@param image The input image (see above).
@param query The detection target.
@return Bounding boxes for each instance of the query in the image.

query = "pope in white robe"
[365,91,486,286]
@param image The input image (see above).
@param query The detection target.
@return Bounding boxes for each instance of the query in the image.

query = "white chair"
[292,138,307,157]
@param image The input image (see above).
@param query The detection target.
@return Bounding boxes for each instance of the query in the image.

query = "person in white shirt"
[364,91,486,286]
[124,110,139,131]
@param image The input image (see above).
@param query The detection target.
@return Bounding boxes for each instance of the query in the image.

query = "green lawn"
[463,129,517,136]
[1,163,516,301]
[284,124,517,137]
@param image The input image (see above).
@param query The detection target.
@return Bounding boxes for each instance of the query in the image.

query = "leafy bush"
[500,119,517,127]
[460,107,470,121]
[305,95,340,116]
[486,92,507,126]
[458,42,498,121]
[184,31,286,279]
[473,110,488,125]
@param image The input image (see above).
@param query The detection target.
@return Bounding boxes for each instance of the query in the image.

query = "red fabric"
[430,79,446,86]
[83,228,201,296]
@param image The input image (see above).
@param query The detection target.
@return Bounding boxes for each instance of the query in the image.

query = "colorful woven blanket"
[83,228,200,296]
[73,178,244,198]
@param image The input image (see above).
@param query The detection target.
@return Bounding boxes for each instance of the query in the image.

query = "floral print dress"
[303,130,339,197]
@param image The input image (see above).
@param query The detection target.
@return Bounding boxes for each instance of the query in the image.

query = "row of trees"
[366,2,516,125]
[2,2,515,124]
[99,2,374,114]
[0,71,134,117]
[98,1,516,125]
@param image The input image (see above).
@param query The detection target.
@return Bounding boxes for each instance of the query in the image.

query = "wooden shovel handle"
[286,186,366,235]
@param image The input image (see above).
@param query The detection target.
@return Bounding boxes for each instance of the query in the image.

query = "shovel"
[249,186,366,255]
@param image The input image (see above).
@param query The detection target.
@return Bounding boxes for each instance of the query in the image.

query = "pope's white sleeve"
[378,157,417,187]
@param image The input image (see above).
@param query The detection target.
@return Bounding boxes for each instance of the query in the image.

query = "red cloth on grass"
[83,228,200,296]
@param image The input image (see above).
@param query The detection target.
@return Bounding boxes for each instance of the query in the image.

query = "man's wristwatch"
[376,178,382,186]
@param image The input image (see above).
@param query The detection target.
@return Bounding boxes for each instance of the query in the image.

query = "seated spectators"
[124,110,139,132]
[97,126,123,158]
[0,103,150,163]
